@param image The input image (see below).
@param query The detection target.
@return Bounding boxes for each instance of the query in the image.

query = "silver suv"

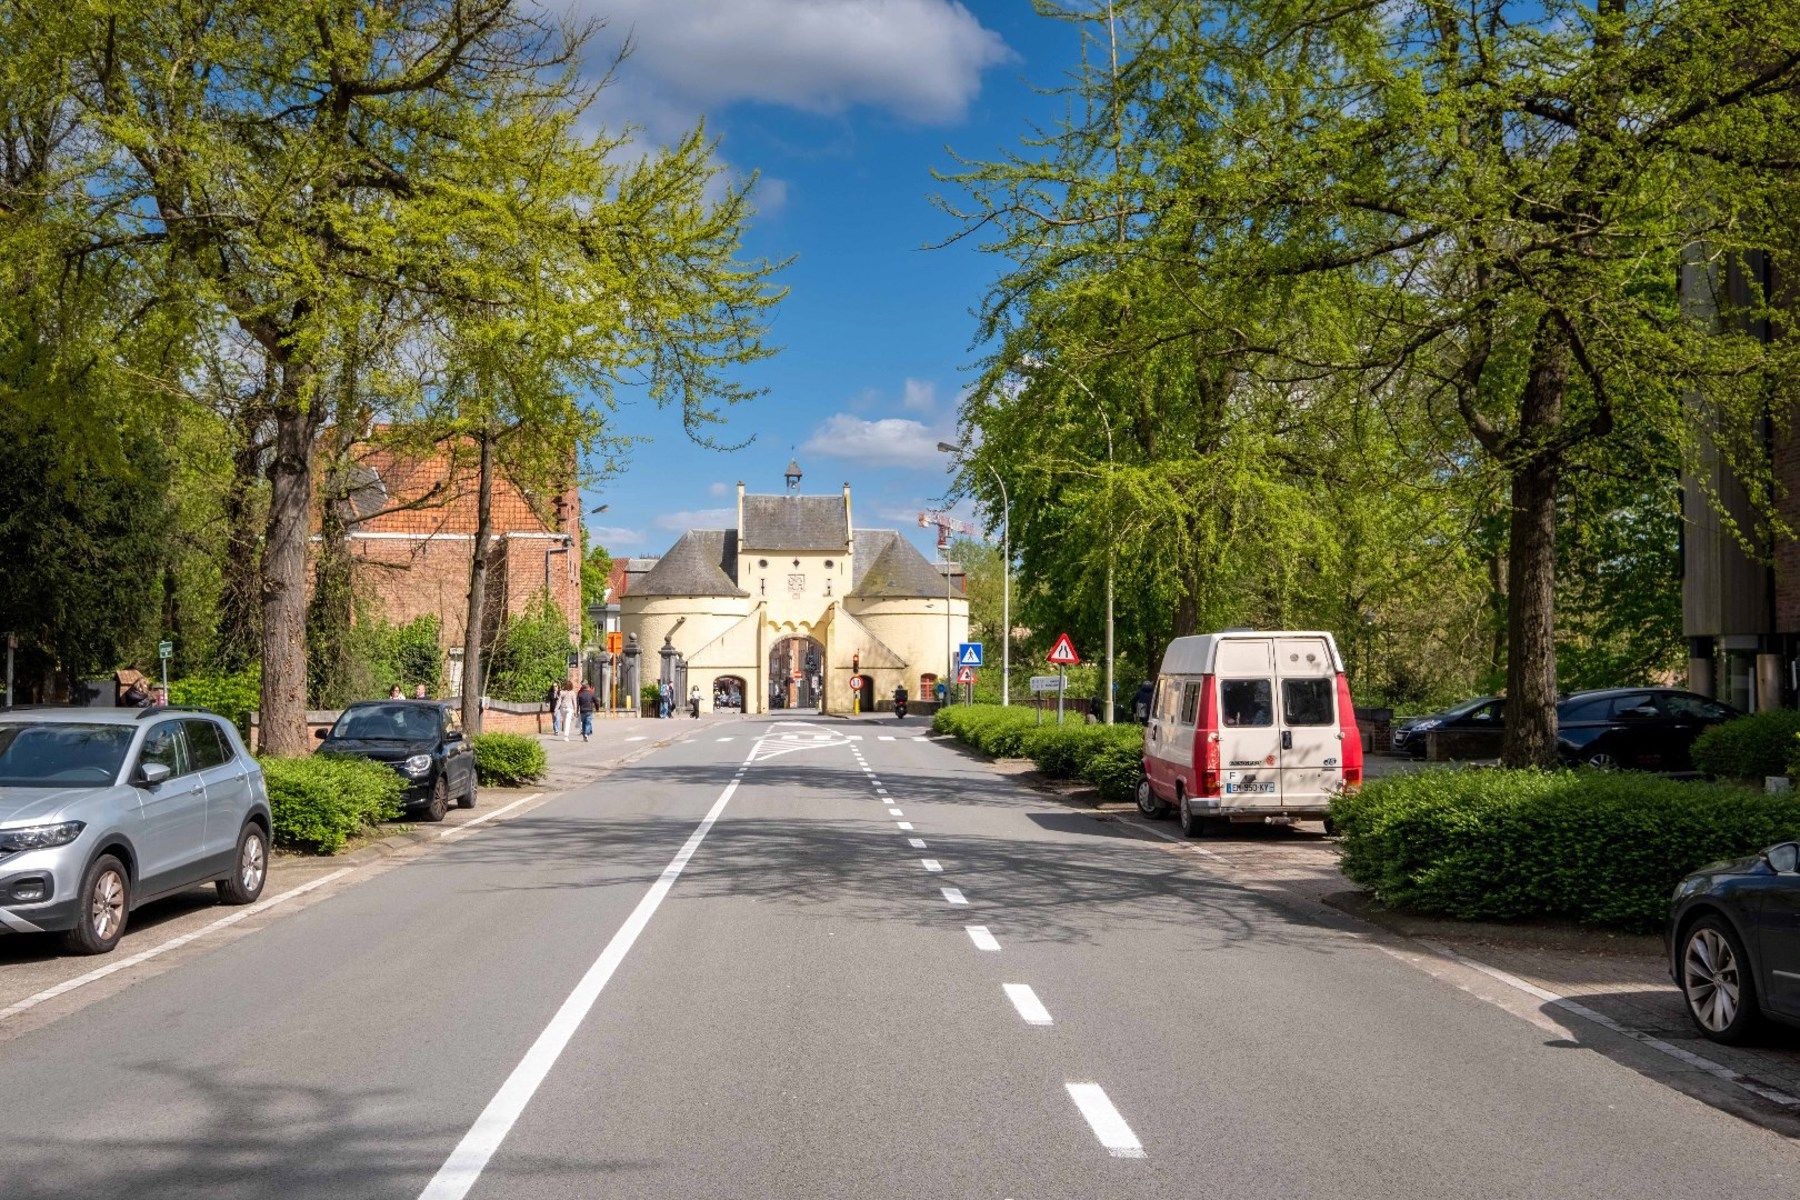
[0,708,273,955]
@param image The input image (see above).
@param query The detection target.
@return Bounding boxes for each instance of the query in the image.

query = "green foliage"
[169,668,262,735]
[472,733,547,787]
[312,613,443,708]
[1691,711,1800,781]
[1332,769,1800,928]
[642,683,663,709]
[935,704,1143,804]
[257,753,404,854]
[486,593,573,703]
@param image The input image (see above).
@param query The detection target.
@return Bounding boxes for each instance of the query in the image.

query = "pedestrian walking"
[546,682,561,736]
[556,681,577,742]
[688,684,701,719]
[657,684,672,719]
[576,682,597,741]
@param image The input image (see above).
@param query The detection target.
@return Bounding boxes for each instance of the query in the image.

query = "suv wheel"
[217,823,268,906]
[63,854,129,956]
[1680,915,1760,1043]
[421,775,449,823]
[457,772,477,810]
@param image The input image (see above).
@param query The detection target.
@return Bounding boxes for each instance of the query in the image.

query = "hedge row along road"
[0,714,1795,1198]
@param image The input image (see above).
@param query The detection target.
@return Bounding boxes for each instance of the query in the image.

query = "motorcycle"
[893,697,908,720]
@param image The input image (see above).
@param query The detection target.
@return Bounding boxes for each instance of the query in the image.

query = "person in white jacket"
[556,681,577,742]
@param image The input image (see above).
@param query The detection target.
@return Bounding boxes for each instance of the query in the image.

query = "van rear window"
[1282,678,1335,726]
[1221,680,1272,727]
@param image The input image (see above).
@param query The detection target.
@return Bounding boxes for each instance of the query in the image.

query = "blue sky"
[571,2,1078,560]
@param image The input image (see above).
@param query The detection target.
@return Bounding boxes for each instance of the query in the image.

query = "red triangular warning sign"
[1046,632,1080,666]
[956,665,976,684]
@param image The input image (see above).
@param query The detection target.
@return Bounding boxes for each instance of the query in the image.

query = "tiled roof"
[850,529,900,590]
[323,436,577,538]
[850,535,960,599]
[631,531,747,597]
[740,494,848,552]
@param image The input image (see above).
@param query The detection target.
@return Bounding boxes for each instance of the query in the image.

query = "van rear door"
[1215,638,1281,808]
[1275,636,1339,809]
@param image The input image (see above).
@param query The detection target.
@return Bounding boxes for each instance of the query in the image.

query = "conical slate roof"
[850,535,958,599]
[631,530,746,597]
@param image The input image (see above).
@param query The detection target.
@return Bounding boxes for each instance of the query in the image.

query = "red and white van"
[1137,631,1362,835]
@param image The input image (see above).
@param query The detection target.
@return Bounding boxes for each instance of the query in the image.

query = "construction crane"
[917,510,978,555]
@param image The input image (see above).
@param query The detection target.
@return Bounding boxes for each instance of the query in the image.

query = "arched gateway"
[769,636,824,710]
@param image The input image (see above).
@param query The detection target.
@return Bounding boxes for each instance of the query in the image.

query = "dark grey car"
[0,708,273,954]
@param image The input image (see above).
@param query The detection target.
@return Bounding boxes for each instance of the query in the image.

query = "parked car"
[1555,687,1738,772]
[1669,841,1800,1043]
[316,700,476,821]
[0,708,272,955]
[1391,696,1505,758]
[1138,630,1362,836]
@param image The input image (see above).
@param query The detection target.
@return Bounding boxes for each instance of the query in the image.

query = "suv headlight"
[403,754,433,777]
[0,821,86,852]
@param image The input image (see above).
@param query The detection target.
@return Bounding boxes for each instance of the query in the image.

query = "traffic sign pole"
[1057,665,1065,726]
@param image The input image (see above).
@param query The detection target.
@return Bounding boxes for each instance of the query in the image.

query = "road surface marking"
[716,737,734,742]
[897,822,914,831]
[908,838,927,849]
[920,859,942,873]
[887,807,903,817]
[880,735,895,741]
[1425,941,1800,1110]
[1004,983,1053,1026]
[941,887,968,905]
[416,745,756,1200]
[1066,1083,1145,1158]
[625,736,647,742]
[966,925,1001,952]
[0,867,355,1024]
[440,793,543,840]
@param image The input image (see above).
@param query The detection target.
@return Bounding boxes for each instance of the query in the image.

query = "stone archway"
[769,635,825,710]
[712,675,747,712]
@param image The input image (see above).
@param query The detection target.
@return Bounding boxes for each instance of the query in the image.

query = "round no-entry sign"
[849,677,863,691]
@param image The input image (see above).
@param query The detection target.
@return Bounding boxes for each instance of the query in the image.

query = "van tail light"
[1336,672,1363,789]
[1195,674,1222,797]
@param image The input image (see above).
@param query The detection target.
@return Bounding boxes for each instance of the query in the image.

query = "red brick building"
[322,438,582,690]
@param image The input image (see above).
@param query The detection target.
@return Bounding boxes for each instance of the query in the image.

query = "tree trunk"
[216,433,265,673]
[258,382,317,756]
[460,427,495,734]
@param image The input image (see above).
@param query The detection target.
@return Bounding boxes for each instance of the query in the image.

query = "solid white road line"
[416,749,753,1200]
[966,925,1001,952]
[1004,983,1053,1026]
[0,867,355,1024]
[897,822,914,831]
[1066,1083,1145,1158]
[908,838,927,849]
[920,859,942,873]
[941,887,968,906]
[440,793,543,839]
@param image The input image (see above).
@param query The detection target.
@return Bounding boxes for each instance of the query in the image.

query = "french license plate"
[1225,782,1276,795]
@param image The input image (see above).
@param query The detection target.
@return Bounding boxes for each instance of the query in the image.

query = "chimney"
[842,482,852,550]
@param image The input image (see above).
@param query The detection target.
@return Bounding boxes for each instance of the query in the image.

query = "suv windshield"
[0,723,136,787]
[331,704,442,742]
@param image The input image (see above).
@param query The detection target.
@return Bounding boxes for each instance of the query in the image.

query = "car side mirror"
[137,761,172,787]
[1769,843,1800,874]
[314,728,328,740]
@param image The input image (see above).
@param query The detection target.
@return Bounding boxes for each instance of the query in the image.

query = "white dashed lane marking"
[941,887,968,906]
[908,838,927,849]
[920,859,942,873]
[897,822,913,831]
[965,925,1001,952]
[1066,1083,1146,1158]
[1004,983,1053,1027]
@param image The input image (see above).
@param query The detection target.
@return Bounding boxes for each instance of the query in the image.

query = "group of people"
[548,680,601,741]
[386,684,431,700]
[649,682,702,720]
[119,679,167,708]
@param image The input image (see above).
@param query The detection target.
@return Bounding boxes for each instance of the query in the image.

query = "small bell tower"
[784,458,803,493]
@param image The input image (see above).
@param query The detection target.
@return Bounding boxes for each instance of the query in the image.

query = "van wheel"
[1178,797,1206,838]
[1136,777,1170,819]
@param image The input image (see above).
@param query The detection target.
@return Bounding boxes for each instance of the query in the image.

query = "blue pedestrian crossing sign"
[957,642,983,667]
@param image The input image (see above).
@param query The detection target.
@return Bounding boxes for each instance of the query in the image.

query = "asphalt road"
[1,714,1797,1198]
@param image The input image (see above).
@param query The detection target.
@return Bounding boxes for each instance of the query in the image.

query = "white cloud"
[708,480,732,498]
[802,413,951,468]
[577,1,1012,126]
[900,378,936,413]
[654,506,738,531]
[590,524,646,549]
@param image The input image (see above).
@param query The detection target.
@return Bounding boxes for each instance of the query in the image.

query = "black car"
[1669,841,1800,1043]
[1391,696,1505,758]
[1555,687,1738,772]
[315,701,477,821]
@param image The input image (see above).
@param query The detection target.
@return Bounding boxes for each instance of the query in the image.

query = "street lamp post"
[939,442,1011,706]
[1018,356,1115,724]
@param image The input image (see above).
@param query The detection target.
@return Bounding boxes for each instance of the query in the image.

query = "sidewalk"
[531,711,737,789]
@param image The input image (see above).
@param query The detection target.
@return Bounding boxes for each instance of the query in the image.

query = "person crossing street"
[576,681,598,741]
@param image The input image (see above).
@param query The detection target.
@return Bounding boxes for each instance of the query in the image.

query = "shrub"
[1691,709,1800,780]
[1332,768,1800,928]
[487,592,576,702]
[258,754,404,854]
[473,732,548,786]
[169,667,261,734]
[936,704,1144,800]
[1084,739,1144,804]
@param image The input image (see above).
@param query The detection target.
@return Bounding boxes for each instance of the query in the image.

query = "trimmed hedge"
[935,704,1143,804]
[1691,709,1800,780]
[473,732,548,786]
[1332,768,1800,928]
[258,754,404,854]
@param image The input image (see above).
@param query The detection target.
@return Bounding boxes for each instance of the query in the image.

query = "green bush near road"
[169,667,261,734]
[258,754,404,854]
[473,732,548,786]
[1332,768,1800,928]
[1690,709,1800,780]
[935,704,1143,804]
